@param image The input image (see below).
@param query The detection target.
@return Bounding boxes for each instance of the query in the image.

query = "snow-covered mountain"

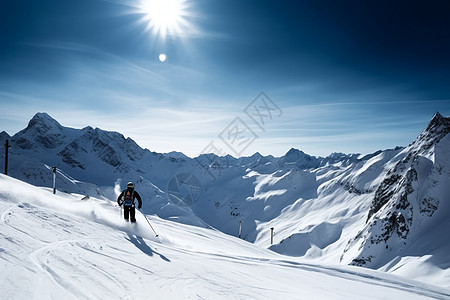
[1,112,450,290]
[342,112,450,269]
[3,174,449,299]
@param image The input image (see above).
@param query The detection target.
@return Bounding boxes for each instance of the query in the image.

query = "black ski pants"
[124,205,136,222]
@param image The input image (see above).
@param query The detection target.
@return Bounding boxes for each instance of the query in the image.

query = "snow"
[2,112,450,298]
[1,174,450,299]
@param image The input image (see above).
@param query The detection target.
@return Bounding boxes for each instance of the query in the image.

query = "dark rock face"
[341,181,373,195]
[351,256,373,267]
[364,113,449,242]
[368,174,402,220]
[15,137,33,150]
[35,134,65,149]
[58,142,86,169]
[56,128,123,169]
[368,166,416,232]
[342,113,450,267]
[94,138,121,167]
[419,112,450,151]
[420,197,439,217]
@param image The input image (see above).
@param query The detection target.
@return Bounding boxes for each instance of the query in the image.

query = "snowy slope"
[263,114,450,288]
[2,112,450,291]
[1,174,450,299]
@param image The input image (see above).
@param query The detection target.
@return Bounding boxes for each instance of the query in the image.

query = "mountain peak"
[280,147,319,168]
[251,152,263,158]
[0,131,11,141]
[27,112,62,131]
[426,112,450,132]
[413,112,450,153]
[13,113,67,150]
[285,148,304,157]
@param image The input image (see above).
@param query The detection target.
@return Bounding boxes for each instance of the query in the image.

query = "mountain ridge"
[1,112,450,287]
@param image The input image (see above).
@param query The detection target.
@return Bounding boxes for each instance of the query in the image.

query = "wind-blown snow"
[1,174,449,299]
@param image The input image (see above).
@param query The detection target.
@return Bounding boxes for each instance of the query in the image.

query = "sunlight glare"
[139,0,190,39]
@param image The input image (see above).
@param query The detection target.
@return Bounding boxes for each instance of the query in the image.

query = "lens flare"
[138,0,191,40]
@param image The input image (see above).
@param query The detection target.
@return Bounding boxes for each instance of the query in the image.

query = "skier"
[117,182,142,223]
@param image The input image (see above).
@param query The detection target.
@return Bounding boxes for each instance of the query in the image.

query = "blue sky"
[0,0,449,157]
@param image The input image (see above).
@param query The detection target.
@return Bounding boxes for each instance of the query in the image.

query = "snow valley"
[1,112,450,299]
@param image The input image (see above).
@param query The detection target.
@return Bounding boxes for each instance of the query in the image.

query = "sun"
[138,0,190,39]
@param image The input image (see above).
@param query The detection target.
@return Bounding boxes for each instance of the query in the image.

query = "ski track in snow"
[25,236,139,299]
[0,206,13,224]
[88,263,132,300]
[28,239,95,299]
[80,243,156,275]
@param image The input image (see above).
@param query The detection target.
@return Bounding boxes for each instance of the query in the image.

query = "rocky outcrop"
[340,113,449,267]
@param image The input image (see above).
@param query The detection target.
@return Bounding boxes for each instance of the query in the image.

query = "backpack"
[123,189,135,206]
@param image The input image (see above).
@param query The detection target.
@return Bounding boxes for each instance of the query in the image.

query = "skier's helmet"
[127,182,135,189]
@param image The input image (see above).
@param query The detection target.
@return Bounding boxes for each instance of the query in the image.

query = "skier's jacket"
[117,188,142,208]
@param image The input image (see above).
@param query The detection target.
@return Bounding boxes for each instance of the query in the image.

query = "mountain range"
[1,112,450,288]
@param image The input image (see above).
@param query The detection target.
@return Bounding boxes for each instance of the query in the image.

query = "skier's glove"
[138,204,142,209]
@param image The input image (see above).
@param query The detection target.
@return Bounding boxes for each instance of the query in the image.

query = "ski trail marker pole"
[52,166,57,194]
[139,209,159,237]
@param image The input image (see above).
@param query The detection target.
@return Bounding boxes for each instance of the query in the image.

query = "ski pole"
[139,209,159,237]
